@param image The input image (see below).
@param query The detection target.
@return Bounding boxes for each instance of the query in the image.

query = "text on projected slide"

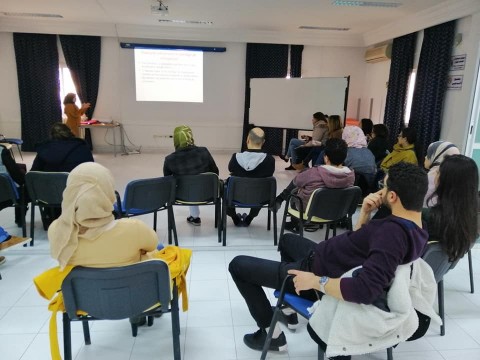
[135,48,203,102]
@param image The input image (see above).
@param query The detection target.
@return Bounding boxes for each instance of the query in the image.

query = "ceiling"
[0,0,479,47]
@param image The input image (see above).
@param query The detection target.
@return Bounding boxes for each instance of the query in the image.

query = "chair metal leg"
[171,284,181,360]
[153,211,157,232]
[324,224,330,241]
[267,209,271,230]
[169,208,179,246]
[222,200,227,246]
[468,250,474,294]
[63,313,72,360]
[30,203,35,245]
[273,210,278,246]
[318,345,325,359]
[438,280,445,336]
[260,307,282,360]
[387,346,393,360]
[82,320,91,345]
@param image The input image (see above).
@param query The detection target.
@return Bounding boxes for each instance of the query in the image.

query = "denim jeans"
[286,138,305,164]
[228,234,318,328]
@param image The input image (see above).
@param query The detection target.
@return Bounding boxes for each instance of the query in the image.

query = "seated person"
[423,154,478,262]
[48,162,158,269]
[281,112,328,170]
[46,162,191,327]
[342,126,376,192]
[359,118,373,142]
[275,138,355,231]
[0,142,28,226]
[423,140,459,207]
[381,127,418,171]
[314,115,343,166]
[31,123,94,172]
[226,127,275,226]
[229,163,438,357]
[368,123,390,164]
[163,125,219,226]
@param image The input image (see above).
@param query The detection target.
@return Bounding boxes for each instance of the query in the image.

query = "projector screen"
[134,48,203,102]
[249,77,348,129]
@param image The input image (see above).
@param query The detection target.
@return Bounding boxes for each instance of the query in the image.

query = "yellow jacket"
[380,143,418,171]
[34,246,192,360]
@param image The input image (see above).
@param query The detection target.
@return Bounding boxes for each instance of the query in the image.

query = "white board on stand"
[249,77,348,129]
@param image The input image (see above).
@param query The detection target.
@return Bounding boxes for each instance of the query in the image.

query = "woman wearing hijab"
[423,141,460,207]
[342,126,376,188]
[49,162,158,269]
[163,125,219,226]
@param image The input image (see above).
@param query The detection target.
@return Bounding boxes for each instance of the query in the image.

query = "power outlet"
[153,135,172,138]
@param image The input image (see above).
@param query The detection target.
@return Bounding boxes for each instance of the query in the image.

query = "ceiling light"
[158,19,213,25]
[299,26,350,31]
[1,12,63,18]
[151,0,169,16]
[332,0,402,7]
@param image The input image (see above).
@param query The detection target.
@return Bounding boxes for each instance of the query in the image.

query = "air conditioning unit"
[364,44,392,63]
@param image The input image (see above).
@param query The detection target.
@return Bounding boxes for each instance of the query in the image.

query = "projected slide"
[134,48,203,102]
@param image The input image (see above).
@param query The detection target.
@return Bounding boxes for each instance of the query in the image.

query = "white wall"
[441,14,480,153]
[0,33,21,137]
[360,60,391,123]
[302,46,367,122]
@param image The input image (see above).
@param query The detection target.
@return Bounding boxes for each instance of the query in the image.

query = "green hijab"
[173,125,194,150]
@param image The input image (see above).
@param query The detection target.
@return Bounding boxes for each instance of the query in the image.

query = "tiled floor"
[1,151,480,360]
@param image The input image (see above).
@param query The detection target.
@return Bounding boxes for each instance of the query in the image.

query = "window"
[404,69,417,125]
[58,65,80,117]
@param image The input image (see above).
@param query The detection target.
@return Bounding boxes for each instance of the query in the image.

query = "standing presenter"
[63,93,90,138]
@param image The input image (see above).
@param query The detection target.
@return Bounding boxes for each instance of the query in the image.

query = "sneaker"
[243,329,287,352]
[279,154,289,163]
[272,306,299,330]
[232,213,242,226]
[285,164,295,170]
[0,256,6,266]
[186,216,201,226]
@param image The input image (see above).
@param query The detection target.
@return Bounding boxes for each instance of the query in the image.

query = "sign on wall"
[450,54,467,71]
[447,75,464,90]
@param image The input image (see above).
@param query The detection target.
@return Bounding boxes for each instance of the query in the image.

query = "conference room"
[1,0,480,359]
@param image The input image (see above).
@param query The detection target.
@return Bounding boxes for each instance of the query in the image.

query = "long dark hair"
[429,155,478,261]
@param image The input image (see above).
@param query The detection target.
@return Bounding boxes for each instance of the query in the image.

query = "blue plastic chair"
[261,274,394,360]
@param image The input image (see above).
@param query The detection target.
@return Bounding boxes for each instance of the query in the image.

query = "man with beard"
[229,162,429,356]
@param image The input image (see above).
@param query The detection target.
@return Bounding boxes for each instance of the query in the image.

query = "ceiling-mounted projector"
[151,1,169,15]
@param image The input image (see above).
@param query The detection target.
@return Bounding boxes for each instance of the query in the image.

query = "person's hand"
[288,269,318,295]
[361,189,385,214]
[82,103,91,110]
[300,135,308,140]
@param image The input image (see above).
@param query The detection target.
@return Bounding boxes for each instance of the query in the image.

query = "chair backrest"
[0,173,19,203]
[225,176,277,207]
[123,176,176,212]
[304,186,362,222]
[422,242,457,283]
[61,260,171,320]
[175,173,220,203]
[25,171,68,205]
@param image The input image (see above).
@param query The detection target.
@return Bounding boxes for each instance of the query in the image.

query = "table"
[0,236,31,280]
[79,122,125,157]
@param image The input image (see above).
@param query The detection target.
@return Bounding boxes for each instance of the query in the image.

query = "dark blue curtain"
[409,21,456,159]
[243,43,289,154]
[285,45,305,151]
[13,33,61,151]
[383,33,416,147]
[60,35,101,150]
